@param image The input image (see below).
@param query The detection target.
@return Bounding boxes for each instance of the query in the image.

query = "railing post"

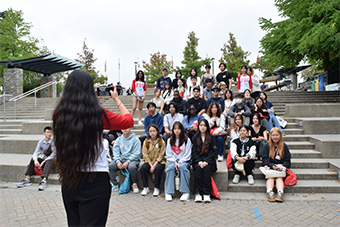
[3,93,6,121]
[34,89,37,109]
[14,100,16,119]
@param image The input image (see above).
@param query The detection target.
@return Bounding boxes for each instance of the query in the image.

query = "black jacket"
[262,142,291,169]
[170,97,187,115]
[191,134,217,172]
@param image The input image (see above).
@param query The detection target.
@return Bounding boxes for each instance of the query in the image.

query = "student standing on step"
[216,63,232,89]
[140,124,166,197]
[248,67,261,99]
[16,126,55,191]
[230,125,256,185]
[164,122,192,202]
[131,70,147,126]
[187,68,201,91]
[156,68,172,91]
[53,70,134,226]
[172,70,186,90]
[201,65,216,88]
[192,119,217,203]
[237,65,252,94]
[262,127,291,202]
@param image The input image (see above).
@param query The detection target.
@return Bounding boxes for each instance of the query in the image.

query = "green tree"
[179,31,210,79]
[0,8,40,90]
[220,33,250,80]
[76,39,107,84]
[259,0,340,73]
[142,52,174,84]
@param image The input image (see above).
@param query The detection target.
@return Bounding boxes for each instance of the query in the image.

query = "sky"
[2,0,283,88]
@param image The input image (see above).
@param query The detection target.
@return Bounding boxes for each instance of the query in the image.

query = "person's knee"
[216,136,224,143]
[166,163,176,172]
[128,162,138,171]
[179,163,189,172]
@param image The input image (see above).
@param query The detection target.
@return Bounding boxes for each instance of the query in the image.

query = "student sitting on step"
[249,113,268,159]
[227,114,244,141]
[230,125,256,185]
[164,122,192,202]
[163,103,184,144]
[192,119,218,203]
[109,127,141,193]
[228,93,252,126]
[140,124,166,197]
[139,102,164,144]
[252,97,270,131]
[16,126,55,191]
[262,127,291,202]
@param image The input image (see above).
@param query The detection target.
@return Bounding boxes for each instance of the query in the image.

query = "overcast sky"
[2,0,282,88]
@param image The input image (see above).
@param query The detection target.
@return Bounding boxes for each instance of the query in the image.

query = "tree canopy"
[259,0,340,73]
[142,52,174,84]
[178,31,210,79]
[75,39,107,85]
[220,33,250,80]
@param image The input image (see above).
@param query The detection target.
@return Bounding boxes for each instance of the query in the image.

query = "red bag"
[211,177,220,200]
[210,127,228,137]
[284,169,297,186]
[34,166,43,175]
[226,150,232,169]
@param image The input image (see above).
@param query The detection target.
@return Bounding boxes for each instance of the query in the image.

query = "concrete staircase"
[0,90,339,194]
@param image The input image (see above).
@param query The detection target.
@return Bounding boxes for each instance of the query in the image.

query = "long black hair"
[191,68,198,77]
[53,70,105,188]
[135,70,145,82]
[170,122,186,147]
[187,104,197,123]
[195,119,211,156]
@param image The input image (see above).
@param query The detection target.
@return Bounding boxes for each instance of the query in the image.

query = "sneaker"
[267,191,275,202]
[203,195,211,203]
[247,175,255,185]
[194,194,202,203]
[232,174,240,184]
[138,120,143,126]
[141,187,150,196]
[132,183,139,193]
[16,178,32,188]
[217,155,223,162]
[276,191,284,202]
[153,188,160,197]
[165,193,172,202]
[38,180,47,191]
[112,184,119,192]
[180,193,190,202]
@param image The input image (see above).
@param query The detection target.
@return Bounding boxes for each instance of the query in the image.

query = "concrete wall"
[297,118,340,134]
[286,103,340,117]
[4,68,23,97]
[309,135,340,158]
[22,121,53,134]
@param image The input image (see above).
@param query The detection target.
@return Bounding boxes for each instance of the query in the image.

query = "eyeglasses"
[189,108,196,111]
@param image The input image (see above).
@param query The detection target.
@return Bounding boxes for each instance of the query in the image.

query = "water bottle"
[175,172,180,191]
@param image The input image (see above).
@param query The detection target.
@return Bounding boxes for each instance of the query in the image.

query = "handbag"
[226,150,232,169]
[34,166,43,175]
[211,177,220,200]
[43,144,52,156]
[259,166,286,179]
[284,169,297,186]
[210,127,228,137]
[118,169,131,194]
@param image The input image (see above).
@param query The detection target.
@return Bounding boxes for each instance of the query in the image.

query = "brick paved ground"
[1,182,339,227]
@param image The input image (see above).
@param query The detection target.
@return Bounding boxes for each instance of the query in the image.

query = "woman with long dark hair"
[249,113,268,159]
[53,70,134,226]
[202,103,226,162]
[164,122,192,202]
[192,119,217,203]
[131,70,146,125]
[182,104,201,139]
[172,70,186,90]
[187,68,201,89]
[252,97,270,130]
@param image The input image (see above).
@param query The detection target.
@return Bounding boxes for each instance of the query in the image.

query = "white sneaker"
[247,175,255,185]
[165,193,172,202]
[153,188,160,197]
[218,155,223,162]
[141,187,150,196]
[232,174,240,184]
[203,195,211,203]
[138,120,143,126]
[180,193,190,201]
[194,194,202,202]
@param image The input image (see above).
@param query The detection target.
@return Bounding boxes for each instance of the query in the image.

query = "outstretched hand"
[110,85,119,100]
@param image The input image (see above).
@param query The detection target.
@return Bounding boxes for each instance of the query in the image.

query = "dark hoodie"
[170,96,188,115]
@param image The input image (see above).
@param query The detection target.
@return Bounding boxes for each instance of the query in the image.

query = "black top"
[187,97,207,113]
[170,97,188,115]
[262,142,291,169]
[216,71,232,87]
[172,78,186,90]
[191,134,217,172]
[251,106,269,119]
[249,125,267,138]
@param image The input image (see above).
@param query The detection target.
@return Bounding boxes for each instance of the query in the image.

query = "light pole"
[211,58,215,75]
[134,62,138,75]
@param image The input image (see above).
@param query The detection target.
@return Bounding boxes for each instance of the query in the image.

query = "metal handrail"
[0,93,13,121]
[4,80,59,119]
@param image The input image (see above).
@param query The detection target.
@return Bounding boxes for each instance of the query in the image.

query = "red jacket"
[102,109,134,130]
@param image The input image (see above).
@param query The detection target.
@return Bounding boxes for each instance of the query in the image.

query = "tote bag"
[118,169,131,194]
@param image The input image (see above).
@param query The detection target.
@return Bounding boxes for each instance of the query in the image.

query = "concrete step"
[284,141,314,150]
[281,135,310,141]
[0,129,22,134]
[284,123,299,129]
[228,168,337,180]
[227,179,340,193]
[289,149,321,158]
[254,159,330,169]
[283,129,304,135]
[0,124,22,129]
[0,135,43,154]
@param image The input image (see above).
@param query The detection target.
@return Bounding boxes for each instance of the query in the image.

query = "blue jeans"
[268,109,283,132]
[216,136,224,156]
[164,162,190,194]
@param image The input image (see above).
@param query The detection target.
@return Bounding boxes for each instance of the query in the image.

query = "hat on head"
[235,161,246,176]
[193,86,200,92]
[205,78,213,83]
[219,81,226,87]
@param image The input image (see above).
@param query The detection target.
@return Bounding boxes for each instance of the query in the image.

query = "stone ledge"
[286,103,340,117]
